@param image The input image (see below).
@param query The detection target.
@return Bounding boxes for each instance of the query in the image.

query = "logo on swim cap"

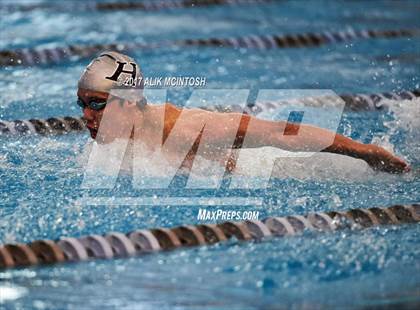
[105,61,137,84]
[78,51,144,92]
[78,51,147,105]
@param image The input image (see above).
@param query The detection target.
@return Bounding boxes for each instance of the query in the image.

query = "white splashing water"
[78,141,379,185]
[0,284,28,303]
[385,98,420,141]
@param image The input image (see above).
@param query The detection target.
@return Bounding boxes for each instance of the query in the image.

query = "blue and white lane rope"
[0,204,418,269]
[1,28,418,67]
[0,89,418,136]
[0,0,274,12]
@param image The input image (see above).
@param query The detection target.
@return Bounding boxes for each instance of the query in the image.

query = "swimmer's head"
[78,51,146,105]
[77,51,147,139]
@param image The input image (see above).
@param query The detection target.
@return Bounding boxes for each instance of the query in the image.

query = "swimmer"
[77,51,410,174]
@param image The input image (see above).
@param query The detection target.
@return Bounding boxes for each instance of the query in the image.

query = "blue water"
[1,0,420,309]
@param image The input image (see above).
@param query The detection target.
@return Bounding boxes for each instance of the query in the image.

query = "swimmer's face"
[77,88,108,139]
[77,88,140,142]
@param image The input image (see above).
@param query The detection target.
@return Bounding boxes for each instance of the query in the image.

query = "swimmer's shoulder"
[154,102,211,118]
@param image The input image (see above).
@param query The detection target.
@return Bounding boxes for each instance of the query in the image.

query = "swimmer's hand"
[360,144,410,173]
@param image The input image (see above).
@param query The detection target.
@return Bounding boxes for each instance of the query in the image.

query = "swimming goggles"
[77,97,107,111]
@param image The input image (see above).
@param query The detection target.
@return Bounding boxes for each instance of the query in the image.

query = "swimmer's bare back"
[162,103,410,174]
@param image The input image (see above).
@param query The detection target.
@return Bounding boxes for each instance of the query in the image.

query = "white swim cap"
[78,51,146,104]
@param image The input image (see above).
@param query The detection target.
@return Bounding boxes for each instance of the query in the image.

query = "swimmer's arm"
[215,113,352,152]
[265,121,409,173]
[213,113,409,173]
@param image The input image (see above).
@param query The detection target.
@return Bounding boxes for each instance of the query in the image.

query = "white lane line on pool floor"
[76,196,264,206]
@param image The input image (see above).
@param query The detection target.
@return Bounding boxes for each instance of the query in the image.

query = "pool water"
[1,0,419,309]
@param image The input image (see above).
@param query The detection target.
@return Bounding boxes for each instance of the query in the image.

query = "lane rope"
[1,203,418,269]
[0,0,274,12]
[1,28,418,67]
[0,89,418,137]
